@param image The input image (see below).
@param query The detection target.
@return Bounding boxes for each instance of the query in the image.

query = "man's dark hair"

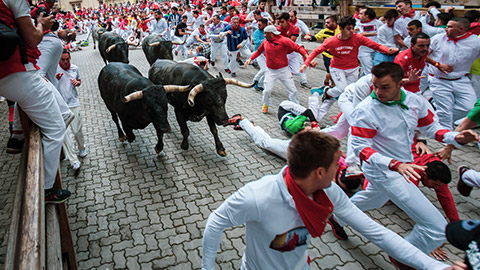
[193,10,199,15]
[182,15,188,20]
[62,49,70,55]
[425,1,441,8]
[253,9,261,16]
[408,19,422,28]
[287,131,340,179]
[258,18,268,25]
[155,10,162,15]
[172,6,178,11]
[259,0,267,3]
[220,6,227,11]
[395,0,412,6]
[464,10,480,23]
[411,32,430,45]
[326,15,337,23]
[277,12,290,21]
[213,14,220,20]
[383,9,399,20]
[371,62,405,83]
[425,161,451,184]
[291,10,297,16]
[338,15,356,29]
[437,12,454,25]
[363,7,376,20]
[228,6,236,11]
[451,17,471,31]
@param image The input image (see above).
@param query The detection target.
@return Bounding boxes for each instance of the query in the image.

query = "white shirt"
[377,24,397,48]
[428,33,480,79]
[152,18,168,36]
[185,28,207,46]
[56,64,81,108]
[193,14,205,30]
[356,19,383,53]
[393,11,423,38]
[202,166,450,270]
[293,19,309,45]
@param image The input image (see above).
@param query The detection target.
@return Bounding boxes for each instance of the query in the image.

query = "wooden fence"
[4,108,77,270]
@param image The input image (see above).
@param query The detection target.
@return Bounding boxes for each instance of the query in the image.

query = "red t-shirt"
[250,35,307,70]
[394,48,427,93]
[277,23,299,39]
[305,33,390,70]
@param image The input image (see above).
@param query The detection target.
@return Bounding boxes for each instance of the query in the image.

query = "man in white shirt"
[393,0,424,49]
[152,10,169,38]
[355,7,384,77]
[202,130,453,270]
[374,9,399,65]
[56,50,87,174]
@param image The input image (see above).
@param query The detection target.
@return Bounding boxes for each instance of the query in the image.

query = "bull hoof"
[217,150,227,157]
[154,145,163,154]
[119,135,127,142]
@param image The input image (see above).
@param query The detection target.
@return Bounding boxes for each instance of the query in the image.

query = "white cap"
[264,25,280,35]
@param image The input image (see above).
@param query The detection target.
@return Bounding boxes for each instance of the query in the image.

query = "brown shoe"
[457,166,473,197]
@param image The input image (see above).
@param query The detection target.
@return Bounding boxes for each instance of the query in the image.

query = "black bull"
[98,62,189,153]
[148,59,254,156]
[98,32,136,65]
[142,35,183,65]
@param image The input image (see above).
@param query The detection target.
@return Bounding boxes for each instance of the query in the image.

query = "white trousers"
[227,46,252,74]
[63,106,85,166]
[350,171,447,254]
[287,52,307,84]
[0,71,65,189]
[430,76,476,130]
[253,53,267,88]
[463,169,480,188]
[263,67,299,106]
[358,50,374,78]
[210,40,228,67]
[37,35,71,120]
[239,119,289,160]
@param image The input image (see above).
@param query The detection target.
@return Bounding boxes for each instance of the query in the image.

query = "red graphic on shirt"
[269,227,309,252]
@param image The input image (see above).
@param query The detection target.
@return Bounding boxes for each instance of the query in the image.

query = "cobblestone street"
[0,35,479,269]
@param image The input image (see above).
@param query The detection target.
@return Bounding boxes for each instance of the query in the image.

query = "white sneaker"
[72,161,81,170]
[345,164,363,179]
[78,149,87,158]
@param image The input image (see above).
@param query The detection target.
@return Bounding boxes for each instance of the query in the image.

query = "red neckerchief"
[447,32,472,43]
[402,9,415,19]
[362,18,374,23]
[290,18,297,25]
[284,167,334,238]
[199,28,206,35]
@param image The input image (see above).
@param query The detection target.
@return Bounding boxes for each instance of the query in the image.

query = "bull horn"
[187,84,204,107]
[123,91,143,103]
[171,41,185,45]
[148,42,160,47]
[224,78,255,88]
[128,42,138,46]
[106,43,117,53]
[163,85,191,93]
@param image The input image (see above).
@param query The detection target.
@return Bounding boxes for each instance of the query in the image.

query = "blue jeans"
[373,51,396,66]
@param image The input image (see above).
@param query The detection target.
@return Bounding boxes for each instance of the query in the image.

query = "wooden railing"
[4,108,77,270]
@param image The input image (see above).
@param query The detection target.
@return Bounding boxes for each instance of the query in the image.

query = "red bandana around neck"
[448,32,472,43]
[362,18,374,23]
[403,9,415,18]
[284,167,334,238]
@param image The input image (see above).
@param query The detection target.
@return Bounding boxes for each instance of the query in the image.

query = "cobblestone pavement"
[0,34,479,270]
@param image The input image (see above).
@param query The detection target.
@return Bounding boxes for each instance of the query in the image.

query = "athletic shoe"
[211,61,215,66]
[225,69,231,74]
[72,161,81,177]
[252,61,259,69]
[311,86,326,96]
[457,166,473,197]
[254,81,264,92]
[345,164,363,179]
[6,137,24,154]
[389,256,415,270]
[321,87,333,102]
[262,104,268,114]
[78,149,87,158]
[232,73,237,77]
[237,59,244,66]
[300,82,311,88]
[45,188,71,204]
[328,216,348,240]
[227,114,243,126]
